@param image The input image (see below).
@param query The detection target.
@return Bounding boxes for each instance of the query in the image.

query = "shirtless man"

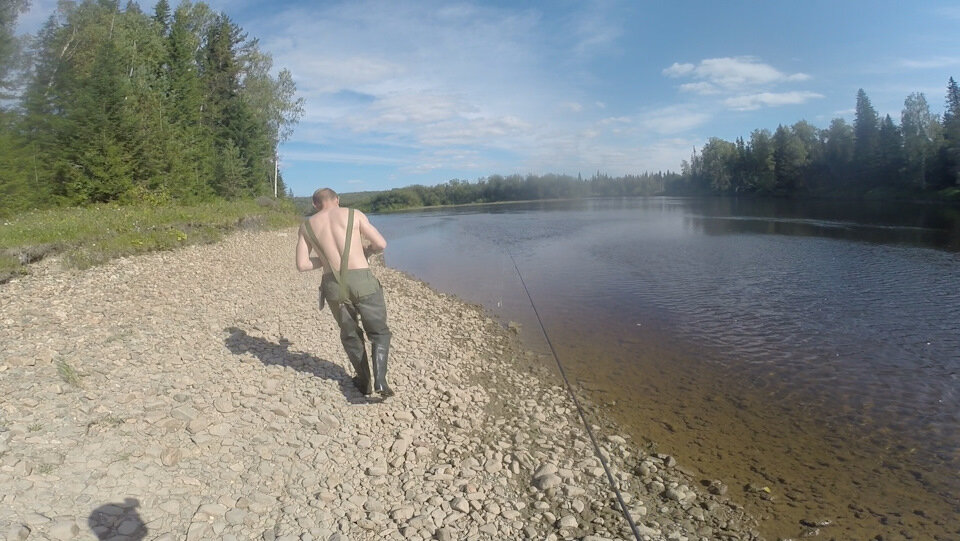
[296,188,394,397]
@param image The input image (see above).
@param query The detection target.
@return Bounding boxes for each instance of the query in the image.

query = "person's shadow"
[88,498,146,540]
[224,327,375,404]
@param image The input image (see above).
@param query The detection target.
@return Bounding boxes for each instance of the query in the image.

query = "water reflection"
[371,197,960,539]
[682,197,960,251]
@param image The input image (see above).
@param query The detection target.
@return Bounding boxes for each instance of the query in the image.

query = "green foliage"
[943,77,960,188]
[56,358,82,387]
[362,172,675,213]
[0,0,302,213]
[0,199,300,280]
[667,82,960,199]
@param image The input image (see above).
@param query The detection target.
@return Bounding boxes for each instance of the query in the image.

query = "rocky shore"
[0,228,763,541]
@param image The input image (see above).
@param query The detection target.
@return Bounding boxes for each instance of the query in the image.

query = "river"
[370,197,960,540]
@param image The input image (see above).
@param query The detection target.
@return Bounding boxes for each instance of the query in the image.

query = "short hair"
[312,188,338,207]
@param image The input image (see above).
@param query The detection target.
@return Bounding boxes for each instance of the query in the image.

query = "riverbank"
[0,198,301,284]
[0,228,762,541]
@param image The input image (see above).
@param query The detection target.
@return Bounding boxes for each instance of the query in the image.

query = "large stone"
[532,473,562,491]
[214,397,235,413]
[171,405,199,422]
[450,497,469,513]
[533,463,558,478]
[390,506,415,522]
[5,524,30,541]
[160,447,182,466]
[365,464,388,477]
[225,508,246,525]
[48,520,79,540]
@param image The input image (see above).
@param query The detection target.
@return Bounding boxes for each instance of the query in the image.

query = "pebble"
[533,473,563,491]
[0,227,764,541]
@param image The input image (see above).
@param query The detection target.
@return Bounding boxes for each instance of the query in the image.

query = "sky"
[16,0,960,196]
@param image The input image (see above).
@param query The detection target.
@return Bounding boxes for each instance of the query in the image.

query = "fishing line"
[508,252,643,541]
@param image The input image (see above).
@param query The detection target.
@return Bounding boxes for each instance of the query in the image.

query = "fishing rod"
[508,252,644,541]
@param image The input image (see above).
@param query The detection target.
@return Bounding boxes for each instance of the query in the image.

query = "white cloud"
[933,6,960,20]
[599,116,632,126]
[664,56,810,94]
[663,62,695,77]
[724,91,824,111]
[418,115,532,147]
[561,102,584,113]
[282,150,405,166]
[283,53,406,95]
[679,82,720,95]
[255,1,570,165]
[404,148,485,174]
[568,3,623,58]
[523,134,697,176]
[639,106,710,134]
[898,56,960,70]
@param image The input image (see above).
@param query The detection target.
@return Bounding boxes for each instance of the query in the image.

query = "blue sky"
[17,0,960,196]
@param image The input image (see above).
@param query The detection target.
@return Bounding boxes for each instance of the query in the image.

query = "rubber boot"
[351,351,373,395]
[371,343,393,397]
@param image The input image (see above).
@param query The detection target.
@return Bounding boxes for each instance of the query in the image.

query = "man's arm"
[358,211,387,255]
[296,225,325,272]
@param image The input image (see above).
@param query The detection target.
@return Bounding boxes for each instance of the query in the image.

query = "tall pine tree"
[942,77,960,188]
[853,89,880,189]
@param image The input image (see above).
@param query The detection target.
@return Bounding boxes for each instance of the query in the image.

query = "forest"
[360,172,678,212]
[363,81,960,213]
[0,0,303,215]
[674,84,960,198]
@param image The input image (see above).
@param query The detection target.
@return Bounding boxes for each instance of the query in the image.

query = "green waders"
[303,210,393,397]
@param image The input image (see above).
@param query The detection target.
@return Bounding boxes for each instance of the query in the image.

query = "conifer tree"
[943,77,960,187]
[153,0,171,35]
[877,114,904,189]
[853,89,880,188]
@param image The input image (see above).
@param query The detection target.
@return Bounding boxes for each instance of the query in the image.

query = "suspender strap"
[303,208,356,301]
[339,208,355,301]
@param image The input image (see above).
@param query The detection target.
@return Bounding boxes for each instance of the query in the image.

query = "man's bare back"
[296,195,386,273]
[295,187,394,397]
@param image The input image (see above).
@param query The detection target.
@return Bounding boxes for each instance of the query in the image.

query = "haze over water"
[372,197,960,539]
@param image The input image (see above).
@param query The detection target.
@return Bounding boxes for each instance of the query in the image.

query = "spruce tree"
[153,0,170,35]
[877,114,904,190]
[943,77,960,188]
[853,89,880,188]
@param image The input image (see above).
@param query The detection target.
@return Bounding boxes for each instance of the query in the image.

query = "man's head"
[312,188,339,209]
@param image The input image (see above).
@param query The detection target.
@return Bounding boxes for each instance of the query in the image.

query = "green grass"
[55,358,82,387]
[0,198,301,281]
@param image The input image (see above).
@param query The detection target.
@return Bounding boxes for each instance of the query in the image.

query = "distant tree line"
[671,82,960,198]
[0,0,303,214]
[363,172,678,212]
[362,81,960,213]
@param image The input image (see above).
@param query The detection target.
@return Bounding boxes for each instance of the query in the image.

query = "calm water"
[372,197,960,539]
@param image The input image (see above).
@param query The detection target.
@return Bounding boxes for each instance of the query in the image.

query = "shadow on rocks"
[223,327,375,404]
[88,497,147,540]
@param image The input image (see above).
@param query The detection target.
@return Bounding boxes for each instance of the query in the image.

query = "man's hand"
[363,242,380,260]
